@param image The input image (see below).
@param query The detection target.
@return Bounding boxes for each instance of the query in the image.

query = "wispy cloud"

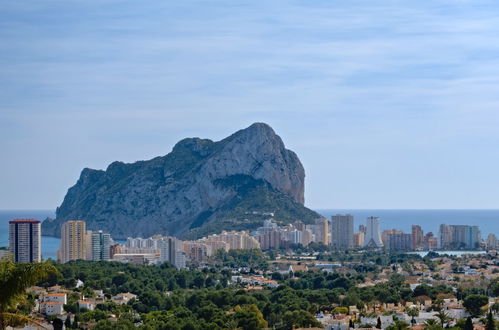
[1,0,499,209]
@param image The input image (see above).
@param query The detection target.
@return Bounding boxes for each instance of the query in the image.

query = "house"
[111,292,137,305]
[42,293,67,304]
[79,299,96,311]
[40,301,64,315]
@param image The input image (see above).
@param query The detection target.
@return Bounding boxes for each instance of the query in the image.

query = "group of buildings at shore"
[330,215,492,251]
[3,215,499,266]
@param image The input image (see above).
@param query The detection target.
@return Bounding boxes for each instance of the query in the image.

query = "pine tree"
[486,310,496,330]
[73,315,79,329]
[64,316,71,329]
[464,316,473,330]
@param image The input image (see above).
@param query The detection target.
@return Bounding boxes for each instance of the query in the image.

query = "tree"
[0,259,57,329]
[492,303,499,315]
[386,320,411,330]
[423,319,443,330]
[282,310,322,329]
[233,304,267,330]
[463,294,489,317]
[406,307,419,325]
[52,318,63,330]
[73,315,79,329]
[64,316,72,329]
[464,316,474,330]
[486,310,496,330]
[435,310,452,327]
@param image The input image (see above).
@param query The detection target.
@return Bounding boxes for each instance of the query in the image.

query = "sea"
[1,209,499,260]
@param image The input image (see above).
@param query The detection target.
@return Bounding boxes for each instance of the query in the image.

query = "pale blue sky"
[1,0,499,209]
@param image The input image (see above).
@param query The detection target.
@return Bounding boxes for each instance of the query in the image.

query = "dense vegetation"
[33,253,487,330]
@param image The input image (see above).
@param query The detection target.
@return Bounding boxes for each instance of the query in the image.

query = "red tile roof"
[9,219,40,224]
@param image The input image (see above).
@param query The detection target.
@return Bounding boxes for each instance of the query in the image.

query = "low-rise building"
[40,301,64,315]
[111,292,137,305]
[79,299,96,311]
[42,293,67,304]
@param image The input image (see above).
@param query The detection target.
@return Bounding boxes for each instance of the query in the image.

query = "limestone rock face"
[43,123,319,239]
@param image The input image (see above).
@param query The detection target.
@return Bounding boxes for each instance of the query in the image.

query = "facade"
[411,225,424,250]
[9,219,41,263]
[206,231,260,250]
[331,214,354,249]
[158,236,186,268]
[305,218,329,245]
[183,241,209,264]
[364,216,383,248]
[92,230,111,261]
[424,232,438,250]
[59,220,87,263]
[382,229,403,246]
[110,243,124,258]
[353,232,365,247]
[439,224,481,249]
[487,233,498,250]
[387,233,412,250]
[257,230,281,250]
[112,253,159,265]
[40,302,64,315]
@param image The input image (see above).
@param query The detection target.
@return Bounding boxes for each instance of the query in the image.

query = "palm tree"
[406,307,420,325]
[0,258,57,329]
[423,319,443,330]
[435,310,452,328]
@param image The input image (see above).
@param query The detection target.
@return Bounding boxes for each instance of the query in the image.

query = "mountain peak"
[43,123,316,239]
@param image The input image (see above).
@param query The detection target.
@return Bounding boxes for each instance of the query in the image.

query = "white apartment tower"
[364,216,384,248]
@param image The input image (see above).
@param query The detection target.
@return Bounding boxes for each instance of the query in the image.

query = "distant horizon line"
[1,208,499,212]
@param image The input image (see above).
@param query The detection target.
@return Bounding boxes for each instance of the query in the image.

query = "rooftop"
[9,219,40,224]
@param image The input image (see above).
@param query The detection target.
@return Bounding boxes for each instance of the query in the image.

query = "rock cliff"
[42,123,320,239]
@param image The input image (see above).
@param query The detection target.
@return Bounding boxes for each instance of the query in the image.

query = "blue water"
[317,209,499,236]
[1,210,499,260]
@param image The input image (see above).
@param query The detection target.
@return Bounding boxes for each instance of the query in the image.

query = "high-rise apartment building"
[92,230,111,261]
[59,220,87,263]
[9,219,41,263]
[364,216,383,248]
[411,225,424,250]
[439,224,481,250]
[387,233,412,250]
[256,230,281,250]
[382,229,403,247]
[331,214,354,249]
[158,236,186,268]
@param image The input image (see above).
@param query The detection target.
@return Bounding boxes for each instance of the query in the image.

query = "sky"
[1,0,499,210]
